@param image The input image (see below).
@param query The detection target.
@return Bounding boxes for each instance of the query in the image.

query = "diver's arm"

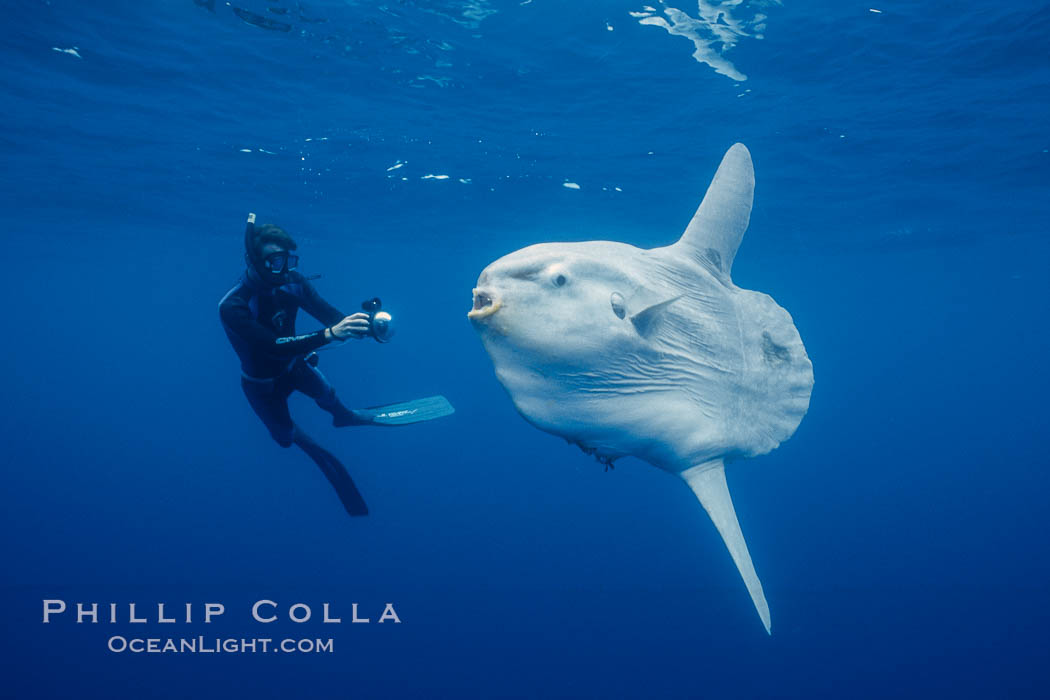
[220,296,331,356]
[298,277,346,327]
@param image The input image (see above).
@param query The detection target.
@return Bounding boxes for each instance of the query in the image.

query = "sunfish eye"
[548,266,569,287]
[610,292,626,319]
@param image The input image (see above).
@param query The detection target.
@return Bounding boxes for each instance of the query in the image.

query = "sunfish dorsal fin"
[681,460,771,634]
[674,143,754,278]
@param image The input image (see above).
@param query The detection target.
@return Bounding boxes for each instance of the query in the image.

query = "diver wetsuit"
[219,269,358,447]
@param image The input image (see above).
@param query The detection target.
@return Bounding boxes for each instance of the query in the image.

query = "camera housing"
[361,297,395,343]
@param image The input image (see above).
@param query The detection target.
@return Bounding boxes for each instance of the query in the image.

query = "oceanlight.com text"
[106,636,334,654]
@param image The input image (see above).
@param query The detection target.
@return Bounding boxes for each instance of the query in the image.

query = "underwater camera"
[361,297,395,343]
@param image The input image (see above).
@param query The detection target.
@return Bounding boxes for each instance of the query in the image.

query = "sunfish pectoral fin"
[674,143,754,278]
[681,460,771,634]
[629,295,682,337]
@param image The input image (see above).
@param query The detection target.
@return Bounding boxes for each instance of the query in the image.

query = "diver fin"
[681,460,771,634]
[347,395,455,426]
[293,428,368,516]
[629,296,682,337]
[675,143,754,278]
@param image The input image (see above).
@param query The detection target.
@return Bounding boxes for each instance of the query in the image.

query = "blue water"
[3,1,1049,697]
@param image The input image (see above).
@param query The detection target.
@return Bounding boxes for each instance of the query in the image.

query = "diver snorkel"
[244,212,258,269]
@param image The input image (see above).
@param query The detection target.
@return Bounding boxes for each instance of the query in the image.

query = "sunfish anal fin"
[681,460,771,634]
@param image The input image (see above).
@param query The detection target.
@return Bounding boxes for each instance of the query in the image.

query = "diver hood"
[244,212,291,287]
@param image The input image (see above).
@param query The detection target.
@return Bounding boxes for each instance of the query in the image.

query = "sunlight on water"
[632,0,779,80]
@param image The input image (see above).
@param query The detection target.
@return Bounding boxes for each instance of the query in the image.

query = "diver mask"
[248,248,297,286]
[262,251,299,275]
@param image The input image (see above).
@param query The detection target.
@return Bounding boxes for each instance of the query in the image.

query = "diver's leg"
[290,357,369,427]
[292,427,369,516]
[241,378,296,447]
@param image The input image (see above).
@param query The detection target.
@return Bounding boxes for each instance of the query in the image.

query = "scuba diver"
[219,213,453,517]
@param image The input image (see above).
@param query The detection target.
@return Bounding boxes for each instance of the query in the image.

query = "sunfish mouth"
[468,288,501,320]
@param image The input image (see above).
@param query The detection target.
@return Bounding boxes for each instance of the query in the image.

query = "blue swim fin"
[348,395,455,426]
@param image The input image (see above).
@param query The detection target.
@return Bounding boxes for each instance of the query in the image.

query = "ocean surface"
[2,1,1048,697]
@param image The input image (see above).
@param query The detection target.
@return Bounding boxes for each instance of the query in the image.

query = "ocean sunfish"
[467,144,814,633]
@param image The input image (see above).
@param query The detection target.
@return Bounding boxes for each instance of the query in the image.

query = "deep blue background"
[2,1,1048,697]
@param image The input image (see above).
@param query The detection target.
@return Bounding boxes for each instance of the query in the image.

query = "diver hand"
[330,313,370,340]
